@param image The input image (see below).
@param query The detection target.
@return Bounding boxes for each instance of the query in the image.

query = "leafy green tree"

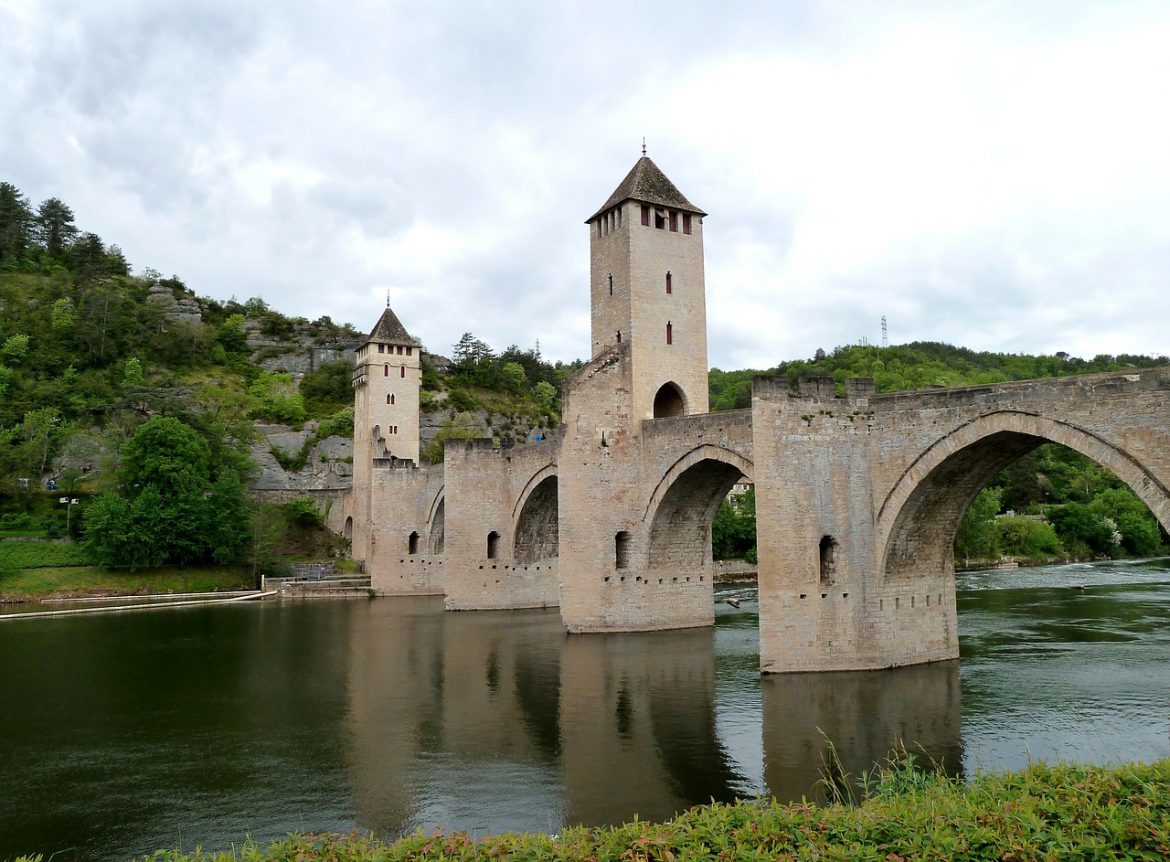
[995,516,1062,557]
[534,380,557,412]
[2,333,30,363]
[954,486,1002,561]
[1090,487,1164,556]
[50,297,75,329]
[0,182,32,263]
[249,371,306,424]
[34,197,78,257]
[122,357,144,387]
[19,407,62,477]
[1047,502,1117,557]
[119,416,211,498]
[300,362,352,416]
[500,361,527,392]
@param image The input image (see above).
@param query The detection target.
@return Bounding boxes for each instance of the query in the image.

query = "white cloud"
[1,1,1167,367]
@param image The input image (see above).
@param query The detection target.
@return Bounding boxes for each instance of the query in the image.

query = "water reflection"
[761,662,964,802]
[2,558,1169,861]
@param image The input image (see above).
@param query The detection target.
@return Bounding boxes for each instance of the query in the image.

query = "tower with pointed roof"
[352,304,422,468]
[586,154,709,421]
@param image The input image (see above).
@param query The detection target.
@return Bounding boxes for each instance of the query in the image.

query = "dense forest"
[2,178,1167,572]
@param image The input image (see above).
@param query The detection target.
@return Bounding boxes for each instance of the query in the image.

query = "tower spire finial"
[642,137,647,157]
[386,289,390,309]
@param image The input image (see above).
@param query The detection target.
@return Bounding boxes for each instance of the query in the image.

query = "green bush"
[995,515,1062,557]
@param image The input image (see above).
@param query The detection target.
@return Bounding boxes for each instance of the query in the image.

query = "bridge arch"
[427,486,445,555]
[513,465,559,564]
[644,445,754,570]
[879,410,1170,581]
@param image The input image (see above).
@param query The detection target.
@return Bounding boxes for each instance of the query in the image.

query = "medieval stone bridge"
[351,357,1170,674]
[341,155,1170,673]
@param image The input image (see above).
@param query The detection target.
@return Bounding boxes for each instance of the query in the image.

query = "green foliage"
[142,760,1170,862]
[711,487,756,560]
[284,498,325,528]
[500,360,527,391]
[122,356,144,387]
[300,361,353,416]
[954,486,1001,561]
[83,417,251,569]
[533,380,557,412]
[50,297,74,329]
[0,539,92,571]
[2,332,30,363]
[1091,486,1164,557]
[248,371,306,424]
[1046,501,1120,558]
[995,515,1062,557]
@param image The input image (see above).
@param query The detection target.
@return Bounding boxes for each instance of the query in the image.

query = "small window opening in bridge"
[641,205,650,226]
[397,345,404,355]
[400,366,405,378]
[666,271,672,294]
[616,331,621,343]
[819,535,838,586]
[487,531,500,559]
[391,394,395,405]
[607,273,613,295]
[386,393,391,404]
[378,344,384,354]
[683,213,692,234]
[669,210,678,232]
[666,321,673,345]
[615,531,631,569]
[654,208,666,229]
[406,347,412,356]
[408,531,419,555]
[383,364,389,376]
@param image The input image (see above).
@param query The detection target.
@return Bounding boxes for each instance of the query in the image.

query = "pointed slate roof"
[586,156,706,223]
[366,306,421,346]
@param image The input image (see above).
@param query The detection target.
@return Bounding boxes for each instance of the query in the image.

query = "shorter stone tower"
[352,305,422,467]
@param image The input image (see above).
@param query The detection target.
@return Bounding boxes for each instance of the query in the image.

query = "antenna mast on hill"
[881,316,888,348]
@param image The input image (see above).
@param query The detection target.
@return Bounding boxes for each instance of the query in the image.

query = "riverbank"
[0,562,255,604]
[118,759,1170,861]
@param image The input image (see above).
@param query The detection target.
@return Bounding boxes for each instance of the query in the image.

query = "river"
[2,558,1168,860]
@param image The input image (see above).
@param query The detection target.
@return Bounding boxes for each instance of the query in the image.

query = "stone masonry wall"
[752,369,1170,673]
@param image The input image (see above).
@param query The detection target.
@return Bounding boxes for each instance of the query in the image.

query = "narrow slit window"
[487,531,500,559]
[615,531,630,569]
[616,331,621,342]
[819,535,838,585]
[683,213,692,235]
[391,394,395,405]
[607,273,613,295]
[400,366,405,378]
[669,211,678,232]
[641,205,650,226]
[383,364,389,377]
[666,271,672,294]
[386,393,391,404]
[666,321,673,345]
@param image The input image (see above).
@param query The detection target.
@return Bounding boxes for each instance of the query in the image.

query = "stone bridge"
[752,368,1170,672]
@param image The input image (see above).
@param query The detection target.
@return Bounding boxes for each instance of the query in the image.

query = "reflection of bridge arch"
[427,486,445,555]
[644,445,754,570]
[879,410,1170,581]
[513,466,558,564]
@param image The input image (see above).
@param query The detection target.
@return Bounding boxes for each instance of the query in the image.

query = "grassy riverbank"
[63,759,1170,861]
[0,560,253,604]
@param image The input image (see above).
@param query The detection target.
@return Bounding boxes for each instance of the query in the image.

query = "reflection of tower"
[558,627,742,826]
[760,661,964,803]
[586,155,709,420]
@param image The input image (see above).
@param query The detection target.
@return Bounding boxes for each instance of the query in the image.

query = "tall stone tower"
[586,155,709,420]
[352,305,422,467]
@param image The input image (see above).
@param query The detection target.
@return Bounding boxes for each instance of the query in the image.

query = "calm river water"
[2,558,1170,861]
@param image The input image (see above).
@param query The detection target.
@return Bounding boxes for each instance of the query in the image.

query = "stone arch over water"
[879,410,1170,583]
[645,445,754,571]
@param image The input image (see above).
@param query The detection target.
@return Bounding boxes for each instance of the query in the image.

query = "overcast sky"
[2,1,1168,369]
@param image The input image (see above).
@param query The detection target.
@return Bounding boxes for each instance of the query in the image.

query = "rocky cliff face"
[246,323,357,375]
[250,421,354,491]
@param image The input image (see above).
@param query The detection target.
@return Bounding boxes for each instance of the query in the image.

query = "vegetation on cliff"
[61,758,1170,861]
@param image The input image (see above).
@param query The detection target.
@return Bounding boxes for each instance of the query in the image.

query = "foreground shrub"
[129,759,1170,861]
